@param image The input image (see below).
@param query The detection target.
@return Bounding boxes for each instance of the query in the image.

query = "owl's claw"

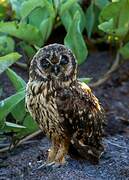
[35,161,62,171]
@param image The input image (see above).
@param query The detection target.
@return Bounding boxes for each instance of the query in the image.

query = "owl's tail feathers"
[68,135,104,164]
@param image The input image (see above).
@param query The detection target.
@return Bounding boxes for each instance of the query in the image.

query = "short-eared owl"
[26,44,105,166]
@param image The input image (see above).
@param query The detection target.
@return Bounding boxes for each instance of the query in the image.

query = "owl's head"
[29,44,77,83]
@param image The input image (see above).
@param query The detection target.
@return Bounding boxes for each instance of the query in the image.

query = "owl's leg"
[47,138,59,163]
[54,138,70,165]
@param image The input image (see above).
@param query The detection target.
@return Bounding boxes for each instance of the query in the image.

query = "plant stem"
[15,62,28,70]
[0,130,42,153]
[89,51,120,88]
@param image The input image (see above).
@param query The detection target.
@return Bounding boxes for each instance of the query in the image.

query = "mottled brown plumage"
[26,44,105,166]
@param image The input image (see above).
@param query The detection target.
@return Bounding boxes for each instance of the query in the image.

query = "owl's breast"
[26,82,64,137]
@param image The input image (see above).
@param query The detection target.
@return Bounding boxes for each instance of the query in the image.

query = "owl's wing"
[56,81,105,163]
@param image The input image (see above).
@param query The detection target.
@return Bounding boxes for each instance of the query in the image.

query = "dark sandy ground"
[0,52,129,180]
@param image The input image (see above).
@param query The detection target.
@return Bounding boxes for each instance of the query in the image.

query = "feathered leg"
[54,138,70,165]
[47,136,60,163]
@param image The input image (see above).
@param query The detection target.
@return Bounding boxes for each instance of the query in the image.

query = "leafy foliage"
[98,0,129,58]
[0,68,39,142]
[0,52,21,74]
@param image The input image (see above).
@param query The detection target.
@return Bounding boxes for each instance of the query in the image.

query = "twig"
[0,130,42,153]
[89,51,120,88]
[106,139,127,149]
[15,62,28,70]
[0,140,40,148]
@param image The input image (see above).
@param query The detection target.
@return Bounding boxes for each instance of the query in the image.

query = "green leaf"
[28,7,49,28]
[17,115,39,137]
[2,122,26,132]
[0,5,6,20]
[11,99,26,123]
[6,68,26,92]
[99,0,129,38]
[9,0,26,18]
[60,0,75,15]
[19,42,36,58]
[85,2,95,38]
[0,21,43,46]
[60,1,85,32]
[119,42,129,59]
[0,89,25,122]
[5,69,26,123]
[23,115,38,133]
[95,0,109,9]
[0,52,21,74]
[98,18,114,33]
[20,0,45,19]
[39,17,53,42]
[64,11,88,64]
[79,77,92,84]
[99,1,120,23]
[0,35,15,56]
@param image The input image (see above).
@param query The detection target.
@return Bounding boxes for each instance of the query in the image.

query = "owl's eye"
[60,55,69,65]
[40,60,50,69]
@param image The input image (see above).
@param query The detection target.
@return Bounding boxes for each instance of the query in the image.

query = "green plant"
[0,67,39,149]
[0,0,89,64]
[98,0,129,58]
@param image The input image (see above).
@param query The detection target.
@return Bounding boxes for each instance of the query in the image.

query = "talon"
[46,161,55,167]
[36,162,47,170]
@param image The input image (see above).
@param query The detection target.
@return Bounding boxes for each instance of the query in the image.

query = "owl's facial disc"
[30,44,77,82]
[39,53,70,79]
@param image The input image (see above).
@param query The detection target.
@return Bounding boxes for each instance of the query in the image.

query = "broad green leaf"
[64,11,88,64]
[0,5,6,20]
[11,99,26,123]
[9,0,26,19]
[53,0,60,10]
[98,18,114,33]
[99,19,129,38]
[19,41,36,58]
[20,0,45,19]
[0,52,21,74]
[40,17,53,42]
[6,68,26,92]
[60,2,85,31]
[79,78,92,84]
[28,7,49,28]
[60,0,75,15]
[119,42,129,59]
[60,10,72,31]
[23,115,38,134]
[85,2,95,38]
[95,0,109,9]
[99,1,120,23]
[6,69,26,123]
[0,35,15,56]
[99,0,129,38]
[0,89,25,122]
[2,121,26,132]
[0,21,43,46]
[16,115,39,138]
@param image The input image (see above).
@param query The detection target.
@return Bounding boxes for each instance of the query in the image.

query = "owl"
[26,44,105,166]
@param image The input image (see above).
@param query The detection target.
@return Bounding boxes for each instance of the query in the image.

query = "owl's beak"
[51,65,60,76]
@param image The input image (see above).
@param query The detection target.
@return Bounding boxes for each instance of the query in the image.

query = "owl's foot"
[35,160,67,170]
